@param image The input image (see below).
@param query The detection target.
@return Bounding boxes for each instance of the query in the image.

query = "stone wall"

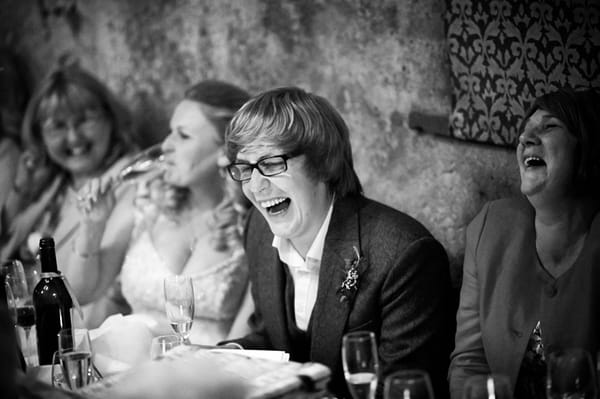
[0,0,521,285]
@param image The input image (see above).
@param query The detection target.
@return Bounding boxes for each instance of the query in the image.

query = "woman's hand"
[12,151,55,200]
[76,177,117,226]
[71,177,115,260]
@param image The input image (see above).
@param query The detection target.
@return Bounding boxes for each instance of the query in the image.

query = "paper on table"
[209,348,290,361]
[80,345,330,399]
[82,353,249,399]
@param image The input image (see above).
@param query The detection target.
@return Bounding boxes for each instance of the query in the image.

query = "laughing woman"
[0,64,137,327]
[449,88,600,399]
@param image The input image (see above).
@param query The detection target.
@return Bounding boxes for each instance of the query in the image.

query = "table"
[79,345,331,399]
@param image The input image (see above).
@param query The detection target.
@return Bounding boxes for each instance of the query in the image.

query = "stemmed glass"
[113,143,165,189]
[384,370,435,399]
[76,144,165,213]
[3,259,36,366]
[342,331,379,399]
[463,374,512,399]
[547,348,597,399]
[163,275,195,344]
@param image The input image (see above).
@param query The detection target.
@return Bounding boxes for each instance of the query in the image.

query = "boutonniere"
[338,246,362,303]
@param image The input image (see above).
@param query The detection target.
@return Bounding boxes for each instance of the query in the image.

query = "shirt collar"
[272,199,335,270]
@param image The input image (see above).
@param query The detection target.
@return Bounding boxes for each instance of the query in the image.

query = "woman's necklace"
[178,206,213,264]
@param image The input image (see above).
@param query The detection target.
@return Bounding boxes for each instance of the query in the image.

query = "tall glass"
[547,348,597,399]
[463,374,512,399]
[384,370,434,399]
[164,275,195,343]
[3,259,37,366]
[52,328,96,390]
[342,331,379,399]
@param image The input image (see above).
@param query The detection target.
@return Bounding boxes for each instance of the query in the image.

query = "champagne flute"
[113,143,165,189]
[164,275,195,344]
[547,348,597,399]
[463,374,512,399]
[3,259,36,366]
[384,370,434,399]
[76,144,165,212]
[342,331,379,399]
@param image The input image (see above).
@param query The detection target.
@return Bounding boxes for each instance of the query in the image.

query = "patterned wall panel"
[445,0,600,146]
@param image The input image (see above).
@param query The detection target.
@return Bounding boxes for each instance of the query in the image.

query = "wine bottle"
[32,237,74,365]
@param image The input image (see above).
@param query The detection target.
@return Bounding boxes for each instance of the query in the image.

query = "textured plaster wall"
[0,0,520,285]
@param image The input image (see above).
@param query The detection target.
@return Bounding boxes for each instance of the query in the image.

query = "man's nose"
[248,168,269,193]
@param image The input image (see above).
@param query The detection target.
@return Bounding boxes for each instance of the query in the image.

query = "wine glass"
[547,348,597,399]
[384,370,434,399]
[113,143,165,189]
[23,259,41,297]
[150,334,183,360]
[463,374,512,399]
[342,331,379,399]
[163,275,195,344]
[3,259,36,366]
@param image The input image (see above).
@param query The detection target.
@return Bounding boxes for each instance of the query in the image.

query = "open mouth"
[524,156,546,168]
[260,197,291,215]
[67,144,91,157]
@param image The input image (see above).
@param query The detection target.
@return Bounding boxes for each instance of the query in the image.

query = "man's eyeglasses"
[227,153,300,182]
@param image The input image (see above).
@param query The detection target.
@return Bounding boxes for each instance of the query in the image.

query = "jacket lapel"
[310,196,367,365]
[482,199,540,387]
[254,226,291,350]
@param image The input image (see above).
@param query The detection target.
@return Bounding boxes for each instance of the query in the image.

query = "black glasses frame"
[227,152,300,182]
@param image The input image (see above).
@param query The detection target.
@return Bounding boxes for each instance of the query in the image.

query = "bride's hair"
[152,81,251,251]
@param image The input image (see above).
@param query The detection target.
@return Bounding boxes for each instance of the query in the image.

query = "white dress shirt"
[272,201,334,330]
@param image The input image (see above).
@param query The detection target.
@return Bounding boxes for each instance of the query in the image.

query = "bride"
[70,80,253,344]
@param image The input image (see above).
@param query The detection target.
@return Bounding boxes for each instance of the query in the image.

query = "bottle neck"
[39,247,58,273]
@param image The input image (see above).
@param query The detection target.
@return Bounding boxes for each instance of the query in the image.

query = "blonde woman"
[74,81,253,343]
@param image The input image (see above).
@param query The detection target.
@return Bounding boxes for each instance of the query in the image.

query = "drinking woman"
[71,80,253,344]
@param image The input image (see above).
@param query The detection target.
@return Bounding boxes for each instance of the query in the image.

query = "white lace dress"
[120,210,248,345]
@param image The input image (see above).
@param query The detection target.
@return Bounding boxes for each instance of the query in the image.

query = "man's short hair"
[226,86,362,198]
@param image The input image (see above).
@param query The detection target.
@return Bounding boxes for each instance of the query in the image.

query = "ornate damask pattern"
[445,0,600,146]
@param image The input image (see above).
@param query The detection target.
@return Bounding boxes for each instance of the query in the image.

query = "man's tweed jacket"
[231,194,454,399]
